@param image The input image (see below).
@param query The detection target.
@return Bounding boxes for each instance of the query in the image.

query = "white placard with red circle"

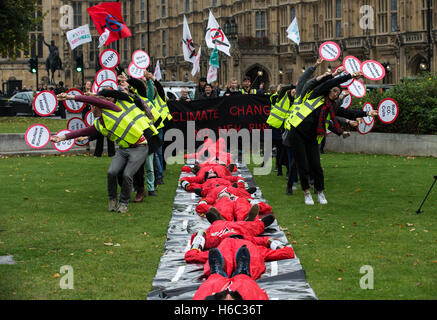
[361,60,386,81]
[378,98,399,124]
[53,129,75,152]
[63,88,85,113]
[92,81,99,94]
[357,119,375,135]
[319,41,341,62]
[348,79,366,98]
[362,103,374,125]
[127,62,144,79]
[132,50,150,69]
[85,110,96,127]
[67,117,87,132]
[340,93,352,109]
[336,71,354,88]
[98,79,118,92]
[33,91,57,117]
[95,68,118,86]
[343,56,361,75]
[99,49,120,69]
[24,124,51,149]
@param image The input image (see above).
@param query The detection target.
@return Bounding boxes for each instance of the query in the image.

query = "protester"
[194,77,207,99]
[176,88,191,101]
[240,76,257,94]
[199,83,216,99]
[54,81,67,119]
[224,78,241,96]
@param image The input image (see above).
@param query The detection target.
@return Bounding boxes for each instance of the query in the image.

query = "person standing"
[54,81,67,119]
[224,78,241,96]
[194,77,207,100]
[200,83,216,99]
[240,76,257,94]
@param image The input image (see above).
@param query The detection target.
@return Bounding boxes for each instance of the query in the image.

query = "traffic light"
[28,58,38,73]
[75,55,83,72]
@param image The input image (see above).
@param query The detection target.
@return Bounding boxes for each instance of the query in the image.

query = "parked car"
[161,81,196,101]
[0,91,62,117]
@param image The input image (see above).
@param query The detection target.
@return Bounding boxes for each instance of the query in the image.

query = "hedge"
[349,73,437,135]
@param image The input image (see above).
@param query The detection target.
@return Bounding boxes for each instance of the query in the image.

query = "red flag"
[87,2,131,46]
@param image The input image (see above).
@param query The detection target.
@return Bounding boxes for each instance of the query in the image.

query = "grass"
[0,116,68,134]
[0,151,436,299]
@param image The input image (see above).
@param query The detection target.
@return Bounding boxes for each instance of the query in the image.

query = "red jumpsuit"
[190,219,266,249]
[193,273,269,300]
[184,238,295,280]
[184,138,233,165]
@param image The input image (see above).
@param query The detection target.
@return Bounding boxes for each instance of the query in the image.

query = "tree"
[0,0,46,59]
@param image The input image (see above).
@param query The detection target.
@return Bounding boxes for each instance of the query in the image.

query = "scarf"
[317,98,343,137]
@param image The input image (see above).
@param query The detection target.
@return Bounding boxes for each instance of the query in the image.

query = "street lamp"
[420,60,428,71]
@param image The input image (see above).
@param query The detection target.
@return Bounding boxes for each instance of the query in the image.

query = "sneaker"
[317,192,328,205]
[304,193,314,205]
[245,204,259,221]
[108,199,118,212]
[232,245,251,278]
[117,203,128,213]
[208,248,227,277]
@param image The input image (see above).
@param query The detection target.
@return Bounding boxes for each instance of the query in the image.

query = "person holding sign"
[50,91,155,214]
[284,71,378,205]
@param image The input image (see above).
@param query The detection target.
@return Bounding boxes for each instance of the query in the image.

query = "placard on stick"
[53,129,75,152]
[84,110,96,127]
[127,62,145,79]
[343,56,361,75]
[348,79,366,98]
[357,119,375,135]
[95,68,118,85]
[361,60,386,81]
[99,49,120,69]
[63,89,85,113]
[362,103,374,125]
[33,91,57,117]
[378,98,399,124]
[24,124,51,149]
[132,50,150,69]
[319,41,341,62]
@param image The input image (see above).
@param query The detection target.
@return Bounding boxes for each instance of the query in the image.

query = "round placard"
[343,56,361,75]
[99,49,120,69]
[63,88,85,113]
[84,110,96,127]
[67,117,87,132]
[361,60,386,81]
[347,79,366,98]
[357,119,375,135]
[24,124,51,149]
[98,79,118,92]
[362,103,374,125]
[33,91,57,117]
[91,81,99,94]
[335,71,354,88]
[340,93,352,109]
[127,62,145,79]
[378,98,399,124]
[319,41,341,62]
[53,129,75,152]
[95,68,118,86]
[132,50,150,69]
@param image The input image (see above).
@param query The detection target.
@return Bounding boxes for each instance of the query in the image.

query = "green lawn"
[0,152,436,299]
[0,116,69,134]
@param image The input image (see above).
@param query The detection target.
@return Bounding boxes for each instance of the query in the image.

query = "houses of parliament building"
[1,0,435,92]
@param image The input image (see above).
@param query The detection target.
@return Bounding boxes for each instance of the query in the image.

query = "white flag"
[205,10,231,56]
[207,65,218,83]
[182,15,197,63]
[98,28,110,48]
[191,45,201,76]
[154,60,162,81]
[66,24,92,50]
[286,17,300,45]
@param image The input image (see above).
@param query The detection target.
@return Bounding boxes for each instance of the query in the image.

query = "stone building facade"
[1,0,435,92]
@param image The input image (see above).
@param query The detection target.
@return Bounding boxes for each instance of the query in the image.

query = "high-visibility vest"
[240,88,257,94]
[154,94,172,123]
[134,89,165,130]
[94,100,151,148]
[266,93,292,129]
[284,92,325,130]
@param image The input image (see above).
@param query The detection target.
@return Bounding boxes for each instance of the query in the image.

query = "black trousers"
[288,130,324,192]
[94,134,115,157]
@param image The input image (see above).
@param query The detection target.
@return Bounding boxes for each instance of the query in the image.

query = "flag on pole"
[66,24,92,50]
[182,15,197,63]
[286,17,300,45]
[207,46,219,83]
[205,10,231,56]
[207,65,218,83]
[87,2,131,47]
[154,60,162,81]
[191,45,201,76]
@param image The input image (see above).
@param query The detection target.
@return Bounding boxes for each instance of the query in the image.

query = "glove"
[191,232,206,251]
[269,238,284,250]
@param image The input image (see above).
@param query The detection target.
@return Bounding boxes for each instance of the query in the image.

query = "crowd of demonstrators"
[49,67,172,214]
[176,138,295,300]
[266,57,379,205]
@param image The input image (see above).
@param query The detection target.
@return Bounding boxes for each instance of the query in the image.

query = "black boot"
[232,245,251,278]
[246,187,257,194]
[208,248,227,277]
[206,207,225,224]
[245,204,259,221]
[285,185,293,195]
[261,214,275,227]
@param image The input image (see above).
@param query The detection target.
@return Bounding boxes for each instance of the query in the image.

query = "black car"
[0,91,61,116]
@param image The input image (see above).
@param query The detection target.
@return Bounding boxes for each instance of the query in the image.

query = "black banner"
[167,94,272,135]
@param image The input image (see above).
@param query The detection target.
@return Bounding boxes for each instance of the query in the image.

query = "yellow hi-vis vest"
[240,88,257,94]
[284,92,325,131]
[154,94,172,123]
[134,89,165,130]
[94,100,151,148]
[266,93,292,129]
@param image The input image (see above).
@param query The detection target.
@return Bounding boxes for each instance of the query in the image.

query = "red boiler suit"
[193,274,269,300]
[184,238,295,280]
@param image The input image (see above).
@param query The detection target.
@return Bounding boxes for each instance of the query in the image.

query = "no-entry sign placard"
[319,41,341,62]
[362,103,374,125]
[343,56,361,75]
[348,79,366,98]
[99,49,120,69]
[357,119,375,135]
[361,60,386,81]
[340,92,352,109]
[63,89,85,113]
[53,129,75,152]
[95,68,118,85]
[24,124,51,149]
[84,110,96,127]
[127,62,145,79]
[33,91,57,117]
[378,98,399,124]
[132,50,150,69]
